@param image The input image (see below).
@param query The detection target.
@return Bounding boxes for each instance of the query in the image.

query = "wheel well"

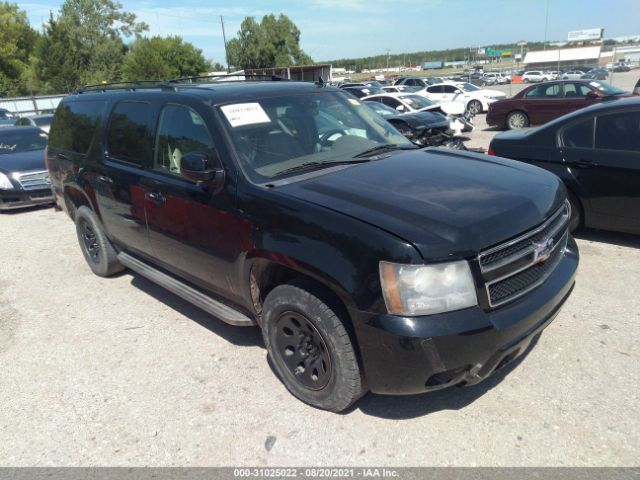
[250,260,351,325]
[64,187,91,221]
[566,187,584,226]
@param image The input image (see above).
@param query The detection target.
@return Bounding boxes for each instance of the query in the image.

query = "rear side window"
[595,111,640,152]
[106,102,153,165]
[562,118,594,149]
[49,101,107,154]
[525,84,561,98]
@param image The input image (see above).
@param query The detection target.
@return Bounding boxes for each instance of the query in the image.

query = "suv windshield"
[0,130,48,155]
[220,91,412,182]
[586,81,625,95]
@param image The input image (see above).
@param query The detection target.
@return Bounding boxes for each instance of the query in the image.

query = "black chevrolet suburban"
[47,77,579,412]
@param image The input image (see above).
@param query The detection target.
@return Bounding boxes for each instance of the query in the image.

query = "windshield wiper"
[276,159,372,177]
[353,143,417,158]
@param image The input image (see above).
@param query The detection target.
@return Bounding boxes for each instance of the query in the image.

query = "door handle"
[575,159,596,169]
[145,191,166,206]
[97,175,113,184]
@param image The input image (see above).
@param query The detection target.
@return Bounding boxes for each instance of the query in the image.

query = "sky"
[19,0,640,63]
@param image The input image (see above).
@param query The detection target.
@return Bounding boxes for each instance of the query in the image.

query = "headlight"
[379,260,477,316]
[0,172,14,190]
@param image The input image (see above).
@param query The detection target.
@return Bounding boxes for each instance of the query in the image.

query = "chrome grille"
[479,202,570,308]
[14,170,50,191]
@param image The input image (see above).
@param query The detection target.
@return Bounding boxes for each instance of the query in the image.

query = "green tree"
[34,0,148,93]
[0,2,38,96]
[227,14,312,70]
[122,36,208,80]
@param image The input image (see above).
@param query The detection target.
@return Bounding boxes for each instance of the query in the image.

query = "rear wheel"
[262,283,364,412]
[507,111,529,129]
[467,100,483,115]
[567,191,582,232]
[75,206,123,277]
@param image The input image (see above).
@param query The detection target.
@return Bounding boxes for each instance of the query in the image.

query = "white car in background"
[362,93,469,133]
[562,70,585,80]
[382,85,421,94]
[421,82,507,114]
[522,71,552,83]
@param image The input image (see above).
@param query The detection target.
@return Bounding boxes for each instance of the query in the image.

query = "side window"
[380,97,401,109]
[154,104,218,176]
[405,79,416,86]
[562,118,594,148]
[442,85,458,94]
[49,101,107,154]
[578,84,593,96]
[525,84,560,98]
[427,86,443,94]
[106,102,153,165]
[595,111,640,152]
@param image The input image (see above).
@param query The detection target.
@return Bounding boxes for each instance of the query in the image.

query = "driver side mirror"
[180,152,225,190]
[586,91,599,99]
[395,105,405,112]
[454,89,462,94]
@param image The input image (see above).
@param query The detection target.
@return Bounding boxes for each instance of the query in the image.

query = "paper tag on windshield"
[221,103,271,127]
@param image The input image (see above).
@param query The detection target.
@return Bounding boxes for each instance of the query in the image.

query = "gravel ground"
[1,71,639,466]
[1,206,639,466]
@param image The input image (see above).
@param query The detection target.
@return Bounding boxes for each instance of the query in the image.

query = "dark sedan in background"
[0,126,54,211]
[489,98,640,235]
[487,80,629,129]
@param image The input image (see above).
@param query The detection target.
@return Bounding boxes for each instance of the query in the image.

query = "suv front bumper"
[352,237,579,395]
[0,188,54,211]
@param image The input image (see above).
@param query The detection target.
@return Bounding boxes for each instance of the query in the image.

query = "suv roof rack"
[75,74,292,94]
[168,74,289,84]
[76,80,175,94]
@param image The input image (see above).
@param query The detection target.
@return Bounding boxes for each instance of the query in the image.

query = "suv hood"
[0,149,46,174]
[280,149,565,260]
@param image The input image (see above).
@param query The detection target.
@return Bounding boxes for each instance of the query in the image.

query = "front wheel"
[507,111,529,129]
[467,100,483,115]
[262,283,364,412]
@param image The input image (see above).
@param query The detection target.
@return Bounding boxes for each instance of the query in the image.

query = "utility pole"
[220,15,230,73]
[386,49,390,71]
[543,0,549,50]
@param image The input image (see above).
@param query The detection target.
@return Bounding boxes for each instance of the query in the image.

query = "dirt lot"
[1,71,639,466]
[1,205,639,466]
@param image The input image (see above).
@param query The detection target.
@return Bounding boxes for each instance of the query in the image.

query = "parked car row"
[0,111,54,133]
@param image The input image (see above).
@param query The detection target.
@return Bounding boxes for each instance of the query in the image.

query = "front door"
[143,102,249,299]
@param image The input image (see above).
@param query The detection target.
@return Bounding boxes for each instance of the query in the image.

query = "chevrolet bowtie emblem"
[532,237,554,264]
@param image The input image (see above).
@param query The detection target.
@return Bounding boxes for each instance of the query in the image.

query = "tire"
[567,190,582,232]
[262,283,364,412]
[506,110,529,129]
[75,206,124,277]
[467,100,483,115]
[523,78,529,83]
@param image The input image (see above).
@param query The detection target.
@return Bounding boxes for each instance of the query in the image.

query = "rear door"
[521,83,564,124]
[424,85,444,103]
[94,100,156,257]
[143,102,247,297]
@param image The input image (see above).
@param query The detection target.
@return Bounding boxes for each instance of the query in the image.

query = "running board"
[117,252,256,327]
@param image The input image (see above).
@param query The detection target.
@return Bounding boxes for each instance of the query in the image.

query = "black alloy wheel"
[79,219,100,264]
[274,311,332,390]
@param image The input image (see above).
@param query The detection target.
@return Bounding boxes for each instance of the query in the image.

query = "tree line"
[0,0,313,97]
